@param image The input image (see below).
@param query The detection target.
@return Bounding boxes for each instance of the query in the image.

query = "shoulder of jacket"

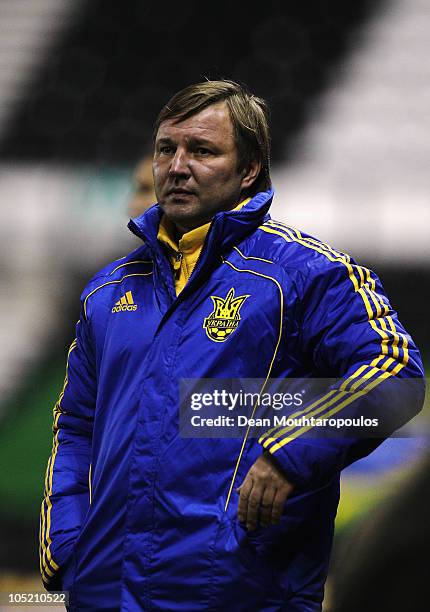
[80,245,153,310]
[244,218,357,280]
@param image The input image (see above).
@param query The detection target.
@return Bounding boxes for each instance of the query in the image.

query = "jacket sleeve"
[39,303,96,589]
[259,257,426,489]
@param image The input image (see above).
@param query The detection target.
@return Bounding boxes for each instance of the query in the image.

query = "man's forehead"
[156,102,234,141]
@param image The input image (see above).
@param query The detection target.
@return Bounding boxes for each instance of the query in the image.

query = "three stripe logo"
[111,290,138,313]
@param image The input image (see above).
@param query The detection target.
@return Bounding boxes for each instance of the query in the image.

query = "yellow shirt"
[157,198,251,295]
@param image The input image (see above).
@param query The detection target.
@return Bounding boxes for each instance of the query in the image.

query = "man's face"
[153,102,259,234]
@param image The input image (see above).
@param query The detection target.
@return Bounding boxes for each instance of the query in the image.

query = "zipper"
[173,223,217,299]
[173,251,183,280]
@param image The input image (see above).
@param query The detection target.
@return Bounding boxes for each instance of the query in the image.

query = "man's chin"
[160,202,208,233]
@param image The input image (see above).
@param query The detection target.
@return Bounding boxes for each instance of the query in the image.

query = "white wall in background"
[271,0,430,264]
[0,0,82,135]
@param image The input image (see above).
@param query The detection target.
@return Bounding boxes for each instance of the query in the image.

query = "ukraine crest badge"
[203,287,249,342]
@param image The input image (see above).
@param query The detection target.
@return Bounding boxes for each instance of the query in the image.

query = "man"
[39,80,424,611]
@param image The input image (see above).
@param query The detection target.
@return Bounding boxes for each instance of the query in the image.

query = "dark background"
[0,0,387,166]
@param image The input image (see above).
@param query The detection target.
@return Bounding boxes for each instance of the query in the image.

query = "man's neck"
[172,196,252,238]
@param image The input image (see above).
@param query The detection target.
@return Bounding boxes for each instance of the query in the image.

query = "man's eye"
[159,146,173,154]
[196,148,211,155]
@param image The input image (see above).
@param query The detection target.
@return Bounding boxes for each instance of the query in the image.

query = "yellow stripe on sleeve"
[256,221,409,451]
[40,340,77,579]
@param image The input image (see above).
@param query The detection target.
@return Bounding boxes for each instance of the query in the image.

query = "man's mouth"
[168,188,194,196]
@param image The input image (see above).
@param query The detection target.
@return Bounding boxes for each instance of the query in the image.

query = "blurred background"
[0,0,428,609]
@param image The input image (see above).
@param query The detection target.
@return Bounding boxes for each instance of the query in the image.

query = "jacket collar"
[128,188,274,258]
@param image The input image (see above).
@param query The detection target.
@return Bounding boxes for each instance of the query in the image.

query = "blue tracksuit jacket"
[39,189,425,611]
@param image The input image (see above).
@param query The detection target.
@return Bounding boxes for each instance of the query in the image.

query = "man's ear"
[240,159,261,191]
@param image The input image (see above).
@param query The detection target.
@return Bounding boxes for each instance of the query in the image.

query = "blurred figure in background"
[330,449,430,611]
[127,153,156,218]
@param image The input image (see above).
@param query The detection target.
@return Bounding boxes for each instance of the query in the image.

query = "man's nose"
[169,148,190,177]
